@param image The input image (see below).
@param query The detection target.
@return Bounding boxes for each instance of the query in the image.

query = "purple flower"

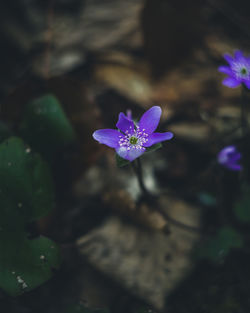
[93,106,173,161]
[218,50,250,89]
[217,145,242,171]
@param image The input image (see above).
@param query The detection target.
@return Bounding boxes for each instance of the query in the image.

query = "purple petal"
[217,146,235,164]
[218,65,232,75]
[223,53,234,65]
[116,113,134,134]
[93,129,122,148]
[219,145,235,156]
[217,145,242,171]
[143,132,174,147]
[116,146,145,162]
[230,152,241,162]
[222,77,241,88]
[139,106,162,135]
[243,79,250,89]
[227,163,242,171]
[234,50,243,60]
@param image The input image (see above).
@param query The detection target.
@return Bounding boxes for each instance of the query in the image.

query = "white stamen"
[118,126,149,152]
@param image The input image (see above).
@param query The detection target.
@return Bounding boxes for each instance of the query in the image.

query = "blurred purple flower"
[217,145,242,171]
[93,106,173,162]
[218,50,250,89]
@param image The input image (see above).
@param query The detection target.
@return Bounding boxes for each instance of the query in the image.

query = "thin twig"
[153,204,205,234]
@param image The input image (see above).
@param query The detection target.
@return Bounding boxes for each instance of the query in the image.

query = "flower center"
[240,67,248,76]
[118,126,149,151]
[232,62,250,79]
[129,136,138,145]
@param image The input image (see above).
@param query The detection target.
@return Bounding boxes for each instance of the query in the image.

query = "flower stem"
[131,158,150,197]
[241,86,248,135]
[131,159,205,234]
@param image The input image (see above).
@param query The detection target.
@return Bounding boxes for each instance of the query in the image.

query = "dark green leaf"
[196,226,243,263]
[115,153,130,167]
[135,307,152,313]
[198,192,217,207]
[0,122,12,143]
[0,233,60,296]
[20,94,76,160]
[0,137,59,295]
[145,143,162,153]
[64,303,110,313]
[233,185,250,222]
[0,137,54,226]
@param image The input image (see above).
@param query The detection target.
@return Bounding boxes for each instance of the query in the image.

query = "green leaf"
[197,226,243,263]
[135,307,152,313]
[20,94,76,160]
[64,303,110,313]
[0,234,60,296]
[145,143,162,153]
[0,137,54,227]
[0,122,12,143]
[0,137,59,296]
[115,153,130,167]
[233,185,250,222]
[198,192,217,207]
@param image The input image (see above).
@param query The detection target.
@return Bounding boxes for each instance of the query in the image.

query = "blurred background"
[1,0,250,312]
